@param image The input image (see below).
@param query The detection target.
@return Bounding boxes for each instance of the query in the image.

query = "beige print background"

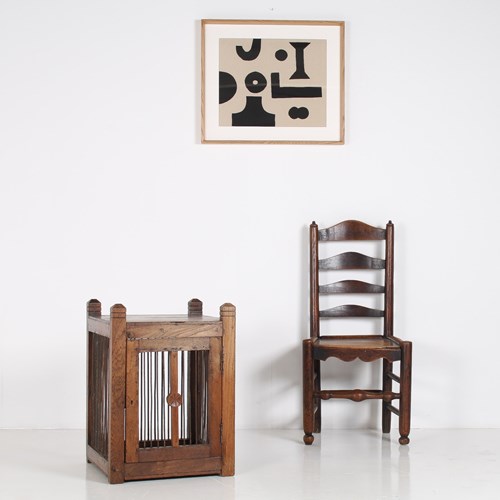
[219,38,327,127]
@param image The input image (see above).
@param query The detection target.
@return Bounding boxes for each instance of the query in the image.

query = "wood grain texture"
[382,359,393,433]
[312,336,401,363]
[87,316,110,338]
[318,219,386,241]
[125,341,139,464]
[188,298,203,316]
[87,445,108,476]
[302,339,315,445]
[220,303,235,476]
[208,337,222,459]
[310,222,320,339]
[202,19,345,27]
[384,222,395,337]
[135,337,210,352]
[138,445,210,463]
[127,322,222,340]
[87,299,102,317]
[314,335,400,349]
[108,304,127,483]
[313,358,321,434]
[388,404,400,416]
[86,299,102,465]
[124,457,222,481]
[318,389,400,402]
[399,341,412,444]
[319,280,384,294]
[319,304,384,318]
[319,252,385,270]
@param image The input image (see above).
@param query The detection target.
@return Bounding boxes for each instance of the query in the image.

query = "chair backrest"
[310,219,394,338]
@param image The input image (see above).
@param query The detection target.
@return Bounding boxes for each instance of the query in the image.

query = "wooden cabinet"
[86,298,235,483]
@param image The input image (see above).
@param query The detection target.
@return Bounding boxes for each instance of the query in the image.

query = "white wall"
[1,0,499,429]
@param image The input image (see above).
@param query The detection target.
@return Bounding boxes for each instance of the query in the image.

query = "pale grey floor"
[1,429,499,499]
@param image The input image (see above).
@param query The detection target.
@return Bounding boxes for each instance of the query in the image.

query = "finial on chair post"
[188,298,203,316]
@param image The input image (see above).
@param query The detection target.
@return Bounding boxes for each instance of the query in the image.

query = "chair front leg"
[303,339,315,445]
[399,341,412,445]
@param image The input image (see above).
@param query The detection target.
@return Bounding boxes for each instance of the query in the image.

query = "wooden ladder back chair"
[303,220,412,445]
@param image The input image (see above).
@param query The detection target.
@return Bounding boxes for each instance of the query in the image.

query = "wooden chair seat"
[312,335,402,362]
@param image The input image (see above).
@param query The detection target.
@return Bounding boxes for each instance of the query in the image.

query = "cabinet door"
[124,336,222,478]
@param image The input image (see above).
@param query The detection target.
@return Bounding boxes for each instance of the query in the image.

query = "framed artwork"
[201,19,345,145]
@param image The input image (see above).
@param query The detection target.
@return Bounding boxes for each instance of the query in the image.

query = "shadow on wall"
[320,359,382,429]
[296,220,386,430]
[252,222,391,431]
[251,343,382,430]
[253,345,303,429]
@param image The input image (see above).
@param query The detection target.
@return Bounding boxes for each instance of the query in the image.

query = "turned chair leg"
[382,359,392,433]
[399,342,412,445]
[303,339,315,445]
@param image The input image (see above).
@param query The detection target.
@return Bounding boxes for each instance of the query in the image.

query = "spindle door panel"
[125,336,222,475]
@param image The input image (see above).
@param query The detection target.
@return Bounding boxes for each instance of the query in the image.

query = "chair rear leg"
[302,339,315,444]
[399,342,412,445]
[382,359,392,433]
[313,359,321,433]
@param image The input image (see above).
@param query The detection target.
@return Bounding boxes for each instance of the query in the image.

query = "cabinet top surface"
[98,314,220,324]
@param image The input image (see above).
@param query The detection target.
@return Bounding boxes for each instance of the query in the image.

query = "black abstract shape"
[232,96,275,127]
[289,107,310,119]
[270,73,322,99]
[236,39,262,61]
[219,71,237,104]
[244,71,267,94]
[290,42,310,80]
[275,49,288,61]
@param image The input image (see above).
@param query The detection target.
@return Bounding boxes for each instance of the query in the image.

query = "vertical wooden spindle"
[169,351,180,447]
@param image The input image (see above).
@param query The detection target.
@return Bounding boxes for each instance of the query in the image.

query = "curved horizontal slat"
[319,280,385,294]
[319,252,385,270]
[319,305,384,318]
[315,350,400,362]
[319,220,386,241]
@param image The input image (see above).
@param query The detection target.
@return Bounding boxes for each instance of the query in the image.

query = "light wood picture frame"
[201,19,345,145]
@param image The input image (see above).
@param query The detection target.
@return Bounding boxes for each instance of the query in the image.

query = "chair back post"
[310,221,319,339]
[384,221,394,337]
